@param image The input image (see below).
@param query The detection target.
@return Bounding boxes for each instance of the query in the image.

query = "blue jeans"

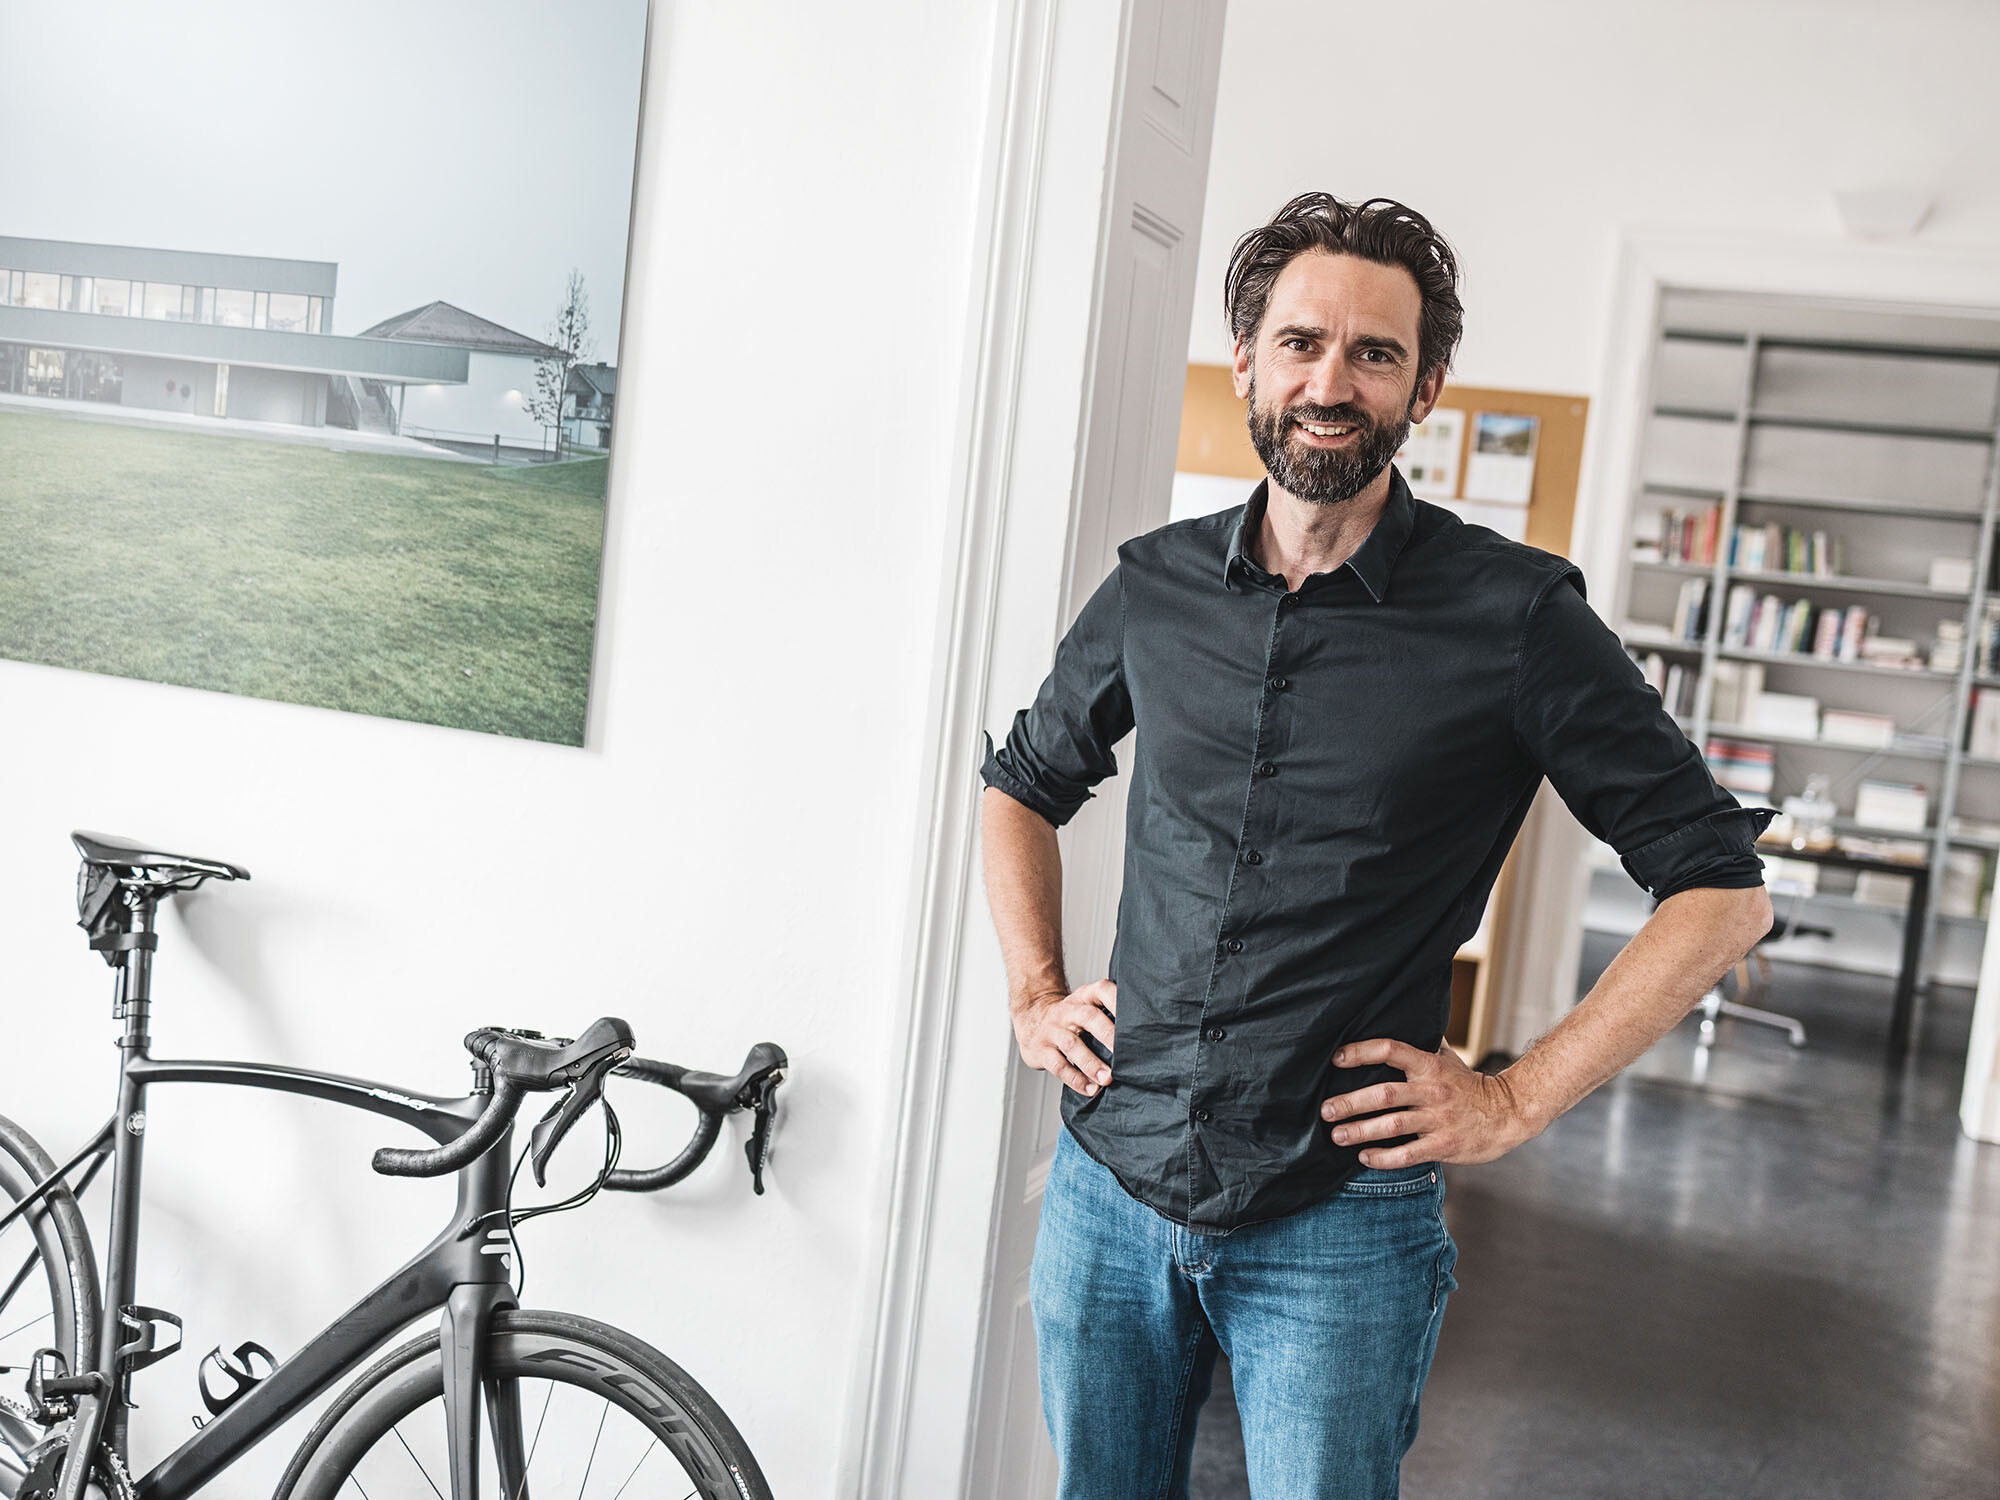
[1031,1127,1457,1500]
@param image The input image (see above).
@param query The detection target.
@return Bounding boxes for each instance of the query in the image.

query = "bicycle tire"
[0,1114,100,1415]
[275,1308,773,1500]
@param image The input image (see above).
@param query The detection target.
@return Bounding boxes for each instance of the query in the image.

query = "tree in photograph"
[530,269,594,453]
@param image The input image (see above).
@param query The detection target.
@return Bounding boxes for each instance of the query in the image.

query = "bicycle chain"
[101,1443,136,1500]
[0,1414,137,1500]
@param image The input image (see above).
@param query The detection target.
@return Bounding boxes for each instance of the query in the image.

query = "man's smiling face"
[1232,249,1442,506]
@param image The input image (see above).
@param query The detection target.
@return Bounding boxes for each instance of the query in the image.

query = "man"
[979,193,1774,1499]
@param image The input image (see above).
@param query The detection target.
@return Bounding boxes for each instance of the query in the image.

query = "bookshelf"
[1613,321,2000,988]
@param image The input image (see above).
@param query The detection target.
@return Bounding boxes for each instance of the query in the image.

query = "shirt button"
[1205,1025,1227,1042]
[1258,761,1277,778]
[1193,1107,1212,1124]
[1280,592,1298,608]
[1225,937,1244,954]
[1243,850,1263,866]
[1271,676,1291,692]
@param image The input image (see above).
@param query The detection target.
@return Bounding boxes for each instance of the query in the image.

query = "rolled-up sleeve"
[981,565,1133,828]
[1510,567,1774,900]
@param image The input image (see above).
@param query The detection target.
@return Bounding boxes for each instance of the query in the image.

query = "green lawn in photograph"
[0,409,608,744]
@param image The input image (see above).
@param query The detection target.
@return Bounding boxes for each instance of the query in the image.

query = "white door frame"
[847,0,1225,1494]
[1508,226,2000,1088]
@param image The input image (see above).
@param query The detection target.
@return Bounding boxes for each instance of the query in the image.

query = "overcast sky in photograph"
[0,0,647,359]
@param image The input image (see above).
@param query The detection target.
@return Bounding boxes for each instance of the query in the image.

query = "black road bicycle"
[0,833,788,1500]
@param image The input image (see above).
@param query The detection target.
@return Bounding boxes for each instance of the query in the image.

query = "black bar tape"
[372,1076,527,1177]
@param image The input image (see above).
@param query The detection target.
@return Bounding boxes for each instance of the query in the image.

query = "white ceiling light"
[1832,189,1933,240]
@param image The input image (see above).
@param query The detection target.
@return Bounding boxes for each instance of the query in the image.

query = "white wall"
[1,5,999,1496]
[401,350,548,447]
[1190,0,2000,393]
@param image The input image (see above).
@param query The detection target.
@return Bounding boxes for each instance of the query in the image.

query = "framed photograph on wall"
[0,1,651,746]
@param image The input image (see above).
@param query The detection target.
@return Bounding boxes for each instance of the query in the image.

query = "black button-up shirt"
[982,473,1770,1232]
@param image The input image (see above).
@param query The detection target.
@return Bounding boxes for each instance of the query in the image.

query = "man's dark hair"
[1223,193,1464,385]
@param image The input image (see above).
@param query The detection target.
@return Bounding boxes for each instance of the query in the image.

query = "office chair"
[1695,908,1832,1049]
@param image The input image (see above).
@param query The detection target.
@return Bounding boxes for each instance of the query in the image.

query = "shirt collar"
[1223,467,1418,603]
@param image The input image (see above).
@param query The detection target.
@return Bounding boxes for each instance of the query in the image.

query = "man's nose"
[1300,354,1354,410]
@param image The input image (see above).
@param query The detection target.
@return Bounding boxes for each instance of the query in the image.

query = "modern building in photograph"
[362,300,564,458]
[0,235,468,433]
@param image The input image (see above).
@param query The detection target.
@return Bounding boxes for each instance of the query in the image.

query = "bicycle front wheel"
[0,1113,99,1414]
[277,1308,772,1500]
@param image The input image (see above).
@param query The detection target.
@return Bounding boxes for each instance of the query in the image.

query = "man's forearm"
[1496,883,1774,1132]
[982,786,1120,1097]
[980,786,1068,1004]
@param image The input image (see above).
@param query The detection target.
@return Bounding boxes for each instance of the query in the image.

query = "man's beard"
[1245,374,1410,506]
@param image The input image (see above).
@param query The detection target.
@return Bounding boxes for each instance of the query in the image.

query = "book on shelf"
[1709,659,1765,725]
[1657,504,1720,565]
[1930,557,1974,593]
[1858,635,1926,669]
[1746,691,1819,738]
[1725,592,1883,663]
[1819,709,1895,748]
[1939,848,1994,920]
[1951,814,2000,844]
[1853,780,1929,833]
[1663,663,1698,719]
[1855,870,1916,909]
[1759,854,1820,896]
[1727,521,1839,577]
[1977,602,2000,677]
[1932,619,1965,674]
[1834,835,1929,864]
[1968,688,2000,758]
[1670,578,1709,641]
[1704,737,1775,795]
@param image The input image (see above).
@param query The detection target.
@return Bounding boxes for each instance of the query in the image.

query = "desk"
[1756,841,1930,1059]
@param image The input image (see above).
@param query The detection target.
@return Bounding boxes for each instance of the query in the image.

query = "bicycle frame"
[20,897,523,1500]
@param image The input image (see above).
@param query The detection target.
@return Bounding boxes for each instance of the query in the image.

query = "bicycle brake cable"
[480,1097,624,1297]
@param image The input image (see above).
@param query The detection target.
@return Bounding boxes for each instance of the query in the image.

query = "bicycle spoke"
[574,1400,609,1500]
[344,1472,373,1500]
[1,1248,42,1321]
[390,1424,447,1500]
[511,1380,554,1500]
[0,1309,51,1346]
[606,1439,658,1500]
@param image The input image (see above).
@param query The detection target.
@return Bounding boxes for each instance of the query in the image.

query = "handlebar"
[605,1043,788,1195]
[370,1027,788,1196]
[372,1074,530,1178]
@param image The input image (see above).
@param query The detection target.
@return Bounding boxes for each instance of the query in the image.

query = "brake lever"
[529,1067,609,1187]
[744,1069,782,1195]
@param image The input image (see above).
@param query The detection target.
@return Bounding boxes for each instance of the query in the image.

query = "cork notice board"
[1175,363,1589,561]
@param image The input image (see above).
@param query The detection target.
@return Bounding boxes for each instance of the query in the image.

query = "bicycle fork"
[442,1282,523,1500]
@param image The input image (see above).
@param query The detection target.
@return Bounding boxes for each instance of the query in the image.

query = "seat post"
[112,893,157,1052]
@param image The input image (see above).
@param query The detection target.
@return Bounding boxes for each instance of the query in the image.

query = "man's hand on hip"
[1321,1038,1539,1167]
[1012,980,1117,1097]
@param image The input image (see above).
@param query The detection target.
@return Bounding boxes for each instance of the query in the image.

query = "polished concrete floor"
[1189,939,2000,1499]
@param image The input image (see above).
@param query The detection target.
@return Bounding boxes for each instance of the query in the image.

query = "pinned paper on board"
[1462,412,1540,504]
[1394,407,1464,498]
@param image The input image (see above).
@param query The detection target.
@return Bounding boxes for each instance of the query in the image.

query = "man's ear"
[1406,363,1447,425]
[1231,335,1254,400]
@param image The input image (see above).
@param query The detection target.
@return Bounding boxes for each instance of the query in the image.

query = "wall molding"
[850,1,1062,1493]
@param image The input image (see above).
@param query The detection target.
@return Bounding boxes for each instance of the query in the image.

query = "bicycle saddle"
[73,831,251,885]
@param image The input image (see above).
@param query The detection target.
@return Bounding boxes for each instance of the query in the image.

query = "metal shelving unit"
[1619,324,2000,988]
